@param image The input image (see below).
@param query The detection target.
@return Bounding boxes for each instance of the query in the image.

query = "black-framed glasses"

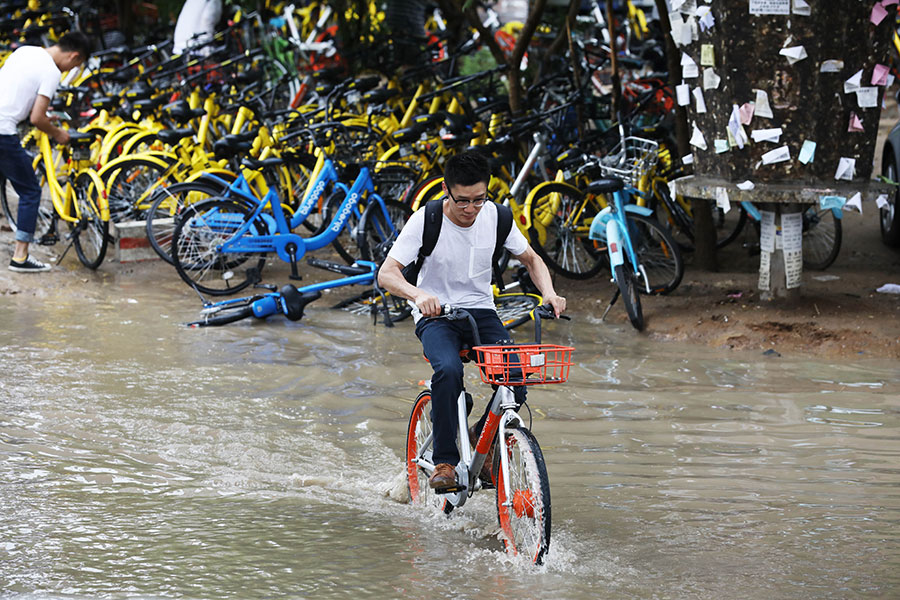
[446,188,488,208]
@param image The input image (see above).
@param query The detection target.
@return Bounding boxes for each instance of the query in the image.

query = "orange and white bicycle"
[405,304,573,565]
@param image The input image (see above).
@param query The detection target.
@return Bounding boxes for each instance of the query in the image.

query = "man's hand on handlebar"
[543,294,566,318]
[414,291,442,317]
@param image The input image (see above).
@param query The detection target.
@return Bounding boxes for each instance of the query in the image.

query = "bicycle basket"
[599,136,659,186]
[473,344,574,386]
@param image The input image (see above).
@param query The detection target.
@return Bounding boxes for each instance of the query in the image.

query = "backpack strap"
[492,203,513,292]
[401,198,444,284]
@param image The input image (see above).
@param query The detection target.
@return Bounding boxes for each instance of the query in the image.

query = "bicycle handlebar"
[431,303,568,346]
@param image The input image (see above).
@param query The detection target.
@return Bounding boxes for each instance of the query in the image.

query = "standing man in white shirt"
[0,31,90,272]
[378,150,566,491]
[173,0,223,55]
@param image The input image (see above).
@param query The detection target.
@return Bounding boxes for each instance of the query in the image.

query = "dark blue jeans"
[0,134,41,243]
[415,308,525,466]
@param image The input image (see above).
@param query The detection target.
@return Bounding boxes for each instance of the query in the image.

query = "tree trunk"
[506,0,549,114]
[654,0,717,270]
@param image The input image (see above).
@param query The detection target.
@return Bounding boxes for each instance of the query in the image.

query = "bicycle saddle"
[68,131,94,146]
[91,96,119,111]
[167,100,206,124]
[586,178,625,194]
[132,95,167,114]
[125,81,153,100]
[280,286,322,321]
[156,127,195,145]
[363,87,398,104]
[392,124,425,144]
[213,137,252,159]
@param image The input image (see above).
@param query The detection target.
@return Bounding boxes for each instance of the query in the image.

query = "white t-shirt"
[173,0,223,54]
[0,46,61,135]
[387,201,530,321]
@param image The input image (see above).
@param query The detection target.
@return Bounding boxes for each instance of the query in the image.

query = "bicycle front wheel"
[528,183,606,280]
[495,292,542,330]
[406,390,451,513]
[626,213,684,295]
[802,207,841,270]
[71,172,109,269]
[172,198,267,296]
[614,263,644,331]
[495,426,551,565]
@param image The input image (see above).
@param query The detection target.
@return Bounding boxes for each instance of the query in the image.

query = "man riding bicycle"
[378,150,566,492]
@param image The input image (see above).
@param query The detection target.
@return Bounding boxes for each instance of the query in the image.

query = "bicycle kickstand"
[601,288,620,322]
[286,243,302,281]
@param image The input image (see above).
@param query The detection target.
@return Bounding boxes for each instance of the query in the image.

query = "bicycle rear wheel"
[172,198,267,296]
[103,156,173,223]
[495,426,551,565]
[356,199,412,262]
[495,292,542,330]
[190,305,255,327]
[626,213,684,295]
[1,160,56,244]
[406,390,452,513]
[802,207,841,270]
[145,182,220,264]
[614,263,644,331]
[71,172,109,269]
[528,183,606,280]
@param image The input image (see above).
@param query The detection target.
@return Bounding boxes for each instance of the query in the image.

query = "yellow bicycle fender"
[97,152,176,183]
[522,181,583,230]
[411,177,444,210]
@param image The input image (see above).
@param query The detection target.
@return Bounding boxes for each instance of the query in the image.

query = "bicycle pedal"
[434,484,466,495]
[38,234,59,245]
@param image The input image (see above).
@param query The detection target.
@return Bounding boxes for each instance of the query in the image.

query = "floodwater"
[2,274,899,599]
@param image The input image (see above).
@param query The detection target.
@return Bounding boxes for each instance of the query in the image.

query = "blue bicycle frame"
[588,184,653,293]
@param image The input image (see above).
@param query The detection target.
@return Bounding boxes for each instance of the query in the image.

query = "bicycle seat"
[213,137,252,159]
[392,124,424,144]
[348,75,381,93]
[363,87,397,104]
[167,100,206,124]
[68,132,94,146]
[413,113,444,128]
[280,285,322,321]
[91,96,119,111]
[156,127,195,145]
[125,81,153,100]
[241,157,283,170]
[133,96,167,114]
[586,178,625,194]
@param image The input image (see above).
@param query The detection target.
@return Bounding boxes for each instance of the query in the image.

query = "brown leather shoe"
[428,463,457,490]
[469,426,494,484]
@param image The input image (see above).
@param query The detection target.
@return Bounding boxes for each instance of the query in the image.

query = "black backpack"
[401,198,514,291]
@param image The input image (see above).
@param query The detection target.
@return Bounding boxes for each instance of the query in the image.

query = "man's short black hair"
[444,149,490,189]
[55,31,91,60]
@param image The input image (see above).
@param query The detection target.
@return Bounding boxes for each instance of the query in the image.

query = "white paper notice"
[715,187,731,213]
[750,0,790,14]
[670,0,686,10]
[681,53,699,78]
[845,192,863,213]
[760,211,776,252]
[676,82,691,106]
[761,145,791,164]
[835,157,856,181]
[782,212,803,252]
[784,249,803,289]
[844,69,863,94]
[697,5,715,30]
[759,251,771,291]
[820,59,844,73]
[876,194,889,209]
[857,87,879,108]
[703,68,721,90]
[751,128,783,143]
[792,0,811,15]
[737,180,755,191]
[682,153,694,165]
[728,104,748,149]
[779,46,808,65]
[690,122,708,150]
[799,140,816,164]
[693,87,707,113]
[714,139,729,153]
[754,89,774,118]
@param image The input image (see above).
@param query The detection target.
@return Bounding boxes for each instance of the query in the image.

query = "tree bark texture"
[677,0,895,183]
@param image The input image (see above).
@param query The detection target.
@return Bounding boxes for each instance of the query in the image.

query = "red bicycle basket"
[473,344,574,386]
